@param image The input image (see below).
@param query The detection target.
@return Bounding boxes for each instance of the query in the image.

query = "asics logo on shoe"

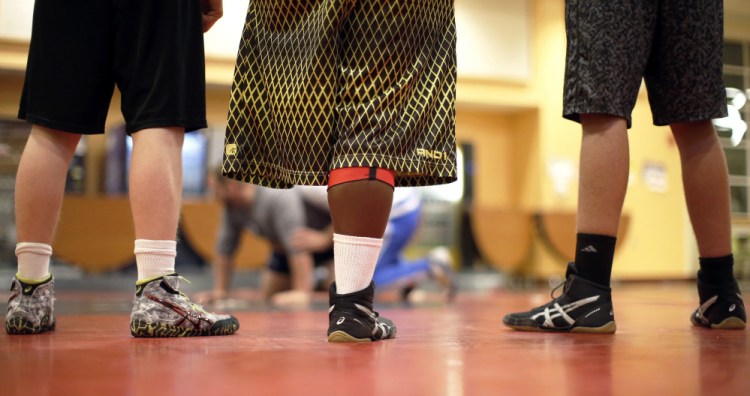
[580,245,598,253]
[337,317,346,325]
[24,286,32,293]
[729,304,736,312]
[531,295,601,328]
[146,294,209,329]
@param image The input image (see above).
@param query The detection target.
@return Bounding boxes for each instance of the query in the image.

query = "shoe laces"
[172,276,207,313]
[550,280,566,300]
[549,263,577,299]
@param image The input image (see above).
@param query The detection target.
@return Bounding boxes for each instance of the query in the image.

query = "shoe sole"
[691,315,746,330]
[712,317,746,330]
[506,321,617,334]
[130,319,237,338]
[327,330,373,343]
[5,317,56,335]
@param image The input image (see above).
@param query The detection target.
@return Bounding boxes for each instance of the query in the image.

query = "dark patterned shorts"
[224,0,457,188]
[563,0,727,128]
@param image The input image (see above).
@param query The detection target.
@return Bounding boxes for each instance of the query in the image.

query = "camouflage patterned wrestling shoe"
[6,275,56,335]
[130,273,239,337]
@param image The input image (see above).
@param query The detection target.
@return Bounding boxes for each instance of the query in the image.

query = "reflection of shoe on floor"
[503,263,616,334]
[691,278,746,330]
[328,281,397,343]
[6,275,56,335]
[130,273,239,337]
[428,246,457,301]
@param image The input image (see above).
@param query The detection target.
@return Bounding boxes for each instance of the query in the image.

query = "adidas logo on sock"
[580,245,598,253]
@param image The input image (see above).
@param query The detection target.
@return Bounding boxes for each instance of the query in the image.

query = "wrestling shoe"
[691,277,746,330]
[503,263,616,333]
[328,281,397,342]
[130,273,239,337]
[5,275,56,335]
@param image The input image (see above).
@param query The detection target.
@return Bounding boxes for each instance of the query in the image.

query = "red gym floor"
[1,281,748,396]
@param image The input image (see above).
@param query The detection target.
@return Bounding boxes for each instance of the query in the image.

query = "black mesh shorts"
[19,0,207,134]
[224,0,457,188]
[563,0,727,128]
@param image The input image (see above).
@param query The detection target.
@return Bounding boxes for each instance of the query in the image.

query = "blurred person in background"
[204,174,455,308]
[204,173,334,309]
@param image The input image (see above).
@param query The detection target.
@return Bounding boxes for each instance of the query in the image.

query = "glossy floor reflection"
[1,281,748,396]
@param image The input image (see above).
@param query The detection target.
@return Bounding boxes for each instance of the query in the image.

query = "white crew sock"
[134,239,176,281]
[16,242,52,282]
[333,233,383,294]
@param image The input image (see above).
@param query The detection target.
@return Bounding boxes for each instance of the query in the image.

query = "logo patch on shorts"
[416,148,445,160]
[225,144,238,156]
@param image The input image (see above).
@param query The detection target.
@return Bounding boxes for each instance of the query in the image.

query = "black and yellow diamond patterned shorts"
[223,0,457,188]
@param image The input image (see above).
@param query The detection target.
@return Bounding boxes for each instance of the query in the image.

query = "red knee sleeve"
[328,167,395,189]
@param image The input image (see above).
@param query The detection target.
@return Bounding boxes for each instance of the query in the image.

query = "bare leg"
[326,179,397,341]
[127,128,240,336]
[577,114,630,236]
[7,125,77,333]
[328,180,393,238]
[671,120,732,258]
[15,125,81,244]
[129,127,184,240]
[328,179,393,293]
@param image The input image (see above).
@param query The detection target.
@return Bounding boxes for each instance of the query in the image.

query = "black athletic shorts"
[19,0,208,134]
[268,249,335,275]
[223,0,458,188]
[563,0,727,128]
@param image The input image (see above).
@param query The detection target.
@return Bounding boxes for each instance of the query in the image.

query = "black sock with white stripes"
[573,233,616,287]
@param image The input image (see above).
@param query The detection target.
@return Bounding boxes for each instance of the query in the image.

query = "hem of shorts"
[653,111,727,127]
[224,157,457,188]
[563,109,633,129]
[126,118,208,134]
[21,113,104,135]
